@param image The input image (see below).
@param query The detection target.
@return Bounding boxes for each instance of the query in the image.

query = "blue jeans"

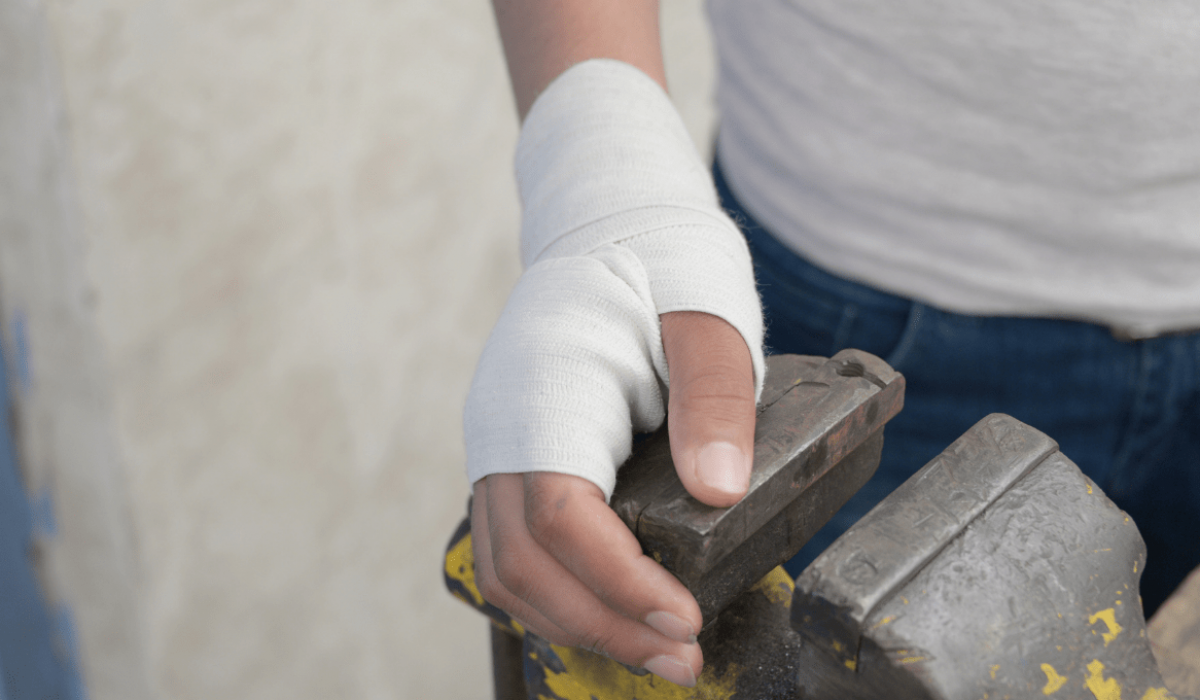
[713,160,1200,615]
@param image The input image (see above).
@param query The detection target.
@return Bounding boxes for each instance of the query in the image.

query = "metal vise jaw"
[793,413,1196,700]
[443,350,905,699]
[444,354,1191,699]
[611,349,905,623]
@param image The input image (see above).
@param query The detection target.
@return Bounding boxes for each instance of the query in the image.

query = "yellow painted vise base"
[443,517,793,699]
[526,643,739,700]
[444,516,1188,700]
[443,518,525,638]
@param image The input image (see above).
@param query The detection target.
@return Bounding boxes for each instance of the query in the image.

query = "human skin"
[472,309,756,686]
[473,2,759,686]
[472,154,757,688]
[492,0,667,121]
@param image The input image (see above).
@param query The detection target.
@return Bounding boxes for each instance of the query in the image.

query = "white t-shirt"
[710,0,1200,337]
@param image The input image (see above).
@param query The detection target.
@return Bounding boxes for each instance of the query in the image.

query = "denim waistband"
[713,158,913,318]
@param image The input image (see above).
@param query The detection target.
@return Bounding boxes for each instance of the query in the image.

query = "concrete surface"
[0,2,150,698]
[0,1,715,699]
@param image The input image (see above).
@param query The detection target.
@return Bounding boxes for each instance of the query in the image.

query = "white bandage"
[464,59,764,500]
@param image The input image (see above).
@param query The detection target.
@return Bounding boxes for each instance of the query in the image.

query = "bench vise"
[444,352,1193,700]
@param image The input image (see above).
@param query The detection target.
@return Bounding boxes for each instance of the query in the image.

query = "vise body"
[444,352,1192,700]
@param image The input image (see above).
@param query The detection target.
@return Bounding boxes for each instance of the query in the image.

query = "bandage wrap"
[464,59,765,500]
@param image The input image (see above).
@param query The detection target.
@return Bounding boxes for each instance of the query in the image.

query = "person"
[464,0,1200,688]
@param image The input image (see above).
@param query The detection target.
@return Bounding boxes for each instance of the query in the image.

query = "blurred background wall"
[0,1,716,698]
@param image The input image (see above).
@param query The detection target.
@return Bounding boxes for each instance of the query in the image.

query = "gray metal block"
[611,350,904,622]
[794,414,1193,700]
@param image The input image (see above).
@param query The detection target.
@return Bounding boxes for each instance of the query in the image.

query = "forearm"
[472,6,762,683]
[492,0,666,119]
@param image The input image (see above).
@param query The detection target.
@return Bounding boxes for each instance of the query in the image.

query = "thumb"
[660,311,757,508]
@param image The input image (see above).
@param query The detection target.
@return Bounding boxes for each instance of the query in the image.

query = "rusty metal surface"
[793,413,1059,668]
[445,411,1195,699]
[794,414,1195,700]
[518,568,803,700]
[699,567,934,700]
[611,350,904,621]
[681,430,884,624]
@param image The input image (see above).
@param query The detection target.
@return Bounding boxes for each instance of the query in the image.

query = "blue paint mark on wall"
[54,606,89,700]
[0,323,85,700]
[29,489,57,540]
[10,312,31,396]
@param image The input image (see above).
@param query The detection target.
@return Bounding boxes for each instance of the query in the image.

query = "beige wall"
[0,1,716,699]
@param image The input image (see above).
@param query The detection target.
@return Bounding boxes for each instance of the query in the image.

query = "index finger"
[523,471,703,642]
[485,474,702,682]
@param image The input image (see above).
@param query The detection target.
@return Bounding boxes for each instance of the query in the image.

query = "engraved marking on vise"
[839,551,879,585]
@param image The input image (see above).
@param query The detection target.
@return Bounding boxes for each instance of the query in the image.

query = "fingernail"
[694,442,751,498]
[644,611,697,644]
[644,655,697,687]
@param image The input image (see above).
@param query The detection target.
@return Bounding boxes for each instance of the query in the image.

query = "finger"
[660,311,757,507]
[471,476,571,643]
[486,474,702,684]
[524,471,702,642]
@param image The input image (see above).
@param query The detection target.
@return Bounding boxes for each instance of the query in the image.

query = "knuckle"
[475,566,505,606]
[543,629,574,647]
[524,620,572,648]
[492,546,536,599]
[677,372,754,407]
[524,494,567,546]
[673,350,753,392]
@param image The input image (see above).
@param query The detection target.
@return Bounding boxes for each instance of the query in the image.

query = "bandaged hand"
[463,60,764,687]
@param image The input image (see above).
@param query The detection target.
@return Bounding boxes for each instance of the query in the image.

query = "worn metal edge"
[609,355,822,535]
[792,414,1059,667]
[640,362,903,579]
[694,430,885,624]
